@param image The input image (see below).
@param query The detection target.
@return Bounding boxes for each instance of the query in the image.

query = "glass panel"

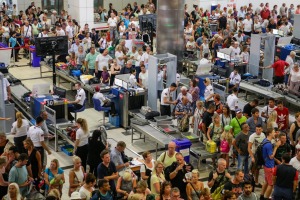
[42,0,64,16]
[94,0,107,23]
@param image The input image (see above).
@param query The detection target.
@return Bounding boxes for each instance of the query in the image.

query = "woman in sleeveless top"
[186,170,204,200]
[191,101,205,136]
[220,105,232,127]
[150,161,165,197]
[110,59,121,86]
[23,138,42,182]
[69,156,85,196]
[214,94,223,114]
[0,157,8,199]
[157,181,171,200]
[140,151,155,188]
[200,38,210,59]
[116,170,137,199]
[289,112,300,146]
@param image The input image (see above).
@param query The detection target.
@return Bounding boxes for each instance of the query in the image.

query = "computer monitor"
[32,83,50,96]
[224,54,230,61]
[53,86,67,98]
[114,78,123,87]
[217,52,225,59]
[273,29,279,35]
[122,81,128,90]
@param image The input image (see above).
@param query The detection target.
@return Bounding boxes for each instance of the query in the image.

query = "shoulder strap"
[162,151,167,163]
[222,115,225,127]
[72,169,79,182]
[189,182,200,198]
[235,117,242,128]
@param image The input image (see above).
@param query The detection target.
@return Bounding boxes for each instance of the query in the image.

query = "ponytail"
[16,112,23,128]
[76,118,88,134]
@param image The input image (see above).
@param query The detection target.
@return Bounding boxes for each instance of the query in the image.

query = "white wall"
[184,0,300,13]
[68,0,94,29]
[103,0,148,13]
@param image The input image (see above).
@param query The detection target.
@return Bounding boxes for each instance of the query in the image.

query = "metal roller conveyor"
[10,84,31,114]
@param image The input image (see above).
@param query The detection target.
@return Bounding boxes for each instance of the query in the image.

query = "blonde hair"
[152,161,164,175]
[51,159,60,169]
[221,130,233,143]
[48,188,61,199]
[0,156,7,166]
[192,169,200,176]
[7,183,22,200]
[76,118,88,134]
[122,170,132,181]
[267,110,277,129]
[128,193,143,200]
[196,100,204,107]
[72,156,81,163]
[16,112,23,128]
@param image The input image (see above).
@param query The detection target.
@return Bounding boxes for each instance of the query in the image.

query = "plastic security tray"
[154,115,173,122]
[130,118,149,126]
[181,132,200,142]
[159,125,177,134]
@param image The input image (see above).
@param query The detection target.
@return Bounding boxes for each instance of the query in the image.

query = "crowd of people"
[1,0,300,200]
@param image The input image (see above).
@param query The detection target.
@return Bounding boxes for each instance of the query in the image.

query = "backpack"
[145,111,160,120]
[220,139,230,153]
[211,184,225,200]
[255,140,270,166]
[178,114,189,132]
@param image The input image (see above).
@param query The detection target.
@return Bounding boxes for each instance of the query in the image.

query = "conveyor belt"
[239,81,283,99]
[10,84,29,99]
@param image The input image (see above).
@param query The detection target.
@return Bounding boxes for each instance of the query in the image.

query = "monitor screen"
[114,78,123,87]
[122,81,128,90]
[224,54,230,61]
[53,86,66,98]
[273,29,279,35]
[217,52,225,59]
[32,83,50,96]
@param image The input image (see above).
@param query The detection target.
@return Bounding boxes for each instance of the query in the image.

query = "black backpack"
[255,140,270,166]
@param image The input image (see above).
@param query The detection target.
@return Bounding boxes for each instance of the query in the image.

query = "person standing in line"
[260,128,280,200]
[157,142,177,168]
[273,153,298,200]
[11,112,29,154]
[73,118,89,172]
[238,181,258,200]
[246,108,263,133]
[261,98,277,122]
[227,88,239,118]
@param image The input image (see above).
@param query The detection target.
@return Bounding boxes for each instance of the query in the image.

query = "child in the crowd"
[101,66,110,85]
[220,125,233,169]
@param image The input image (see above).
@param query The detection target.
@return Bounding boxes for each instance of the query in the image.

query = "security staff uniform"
[68,88,86,121]
[160,88,174,116]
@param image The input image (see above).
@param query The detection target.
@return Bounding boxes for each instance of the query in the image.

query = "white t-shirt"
[200,58,209,65]
[229,72,241,85]
[79,186,94,200]
[186,41,196,51]
[56,29,65,36]
[129,74,137,87]
[161,88,173,106]
[96,54,112,71]
[93,92,108,106]
[23,25,32,38]
[243,19,253,32]
[141,52,149,64]
[27,126,44,147]
[204,84,214,101]
[115,51,125,66]
[227,94,238,111]
[76,128,89,147]
[240,52,249,63]
[76,88,86,106]
[99,38,107,49]
[249,132,266,154]
[230,47,241,58]
[290,156,300,179]
[290,69,300,82]
[140,160,155,173]
[66,25,74,39]
[108,17,117,27]
[3,78,10,101]
[139,71,148,88]
[261,105,277,117]
[11,119,29,137]
[285,55,294,74]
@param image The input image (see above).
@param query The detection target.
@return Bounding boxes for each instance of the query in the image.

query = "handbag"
[68,169,80,196]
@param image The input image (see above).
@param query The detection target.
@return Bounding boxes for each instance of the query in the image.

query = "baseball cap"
[95,86,100,92]
[224,125,232,131]
[70,192,82,200]
[235,108,242,113]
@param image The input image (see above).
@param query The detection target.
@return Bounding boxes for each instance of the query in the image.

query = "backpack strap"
[235,117,242,128]
[162,151,167,163]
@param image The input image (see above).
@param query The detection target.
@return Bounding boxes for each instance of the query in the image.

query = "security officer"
[160,83,178,116]
[203,78,214,108]
[228,68,241,92]
[27,116,51,165]
[2,77,11,103]
[68,82,86,121]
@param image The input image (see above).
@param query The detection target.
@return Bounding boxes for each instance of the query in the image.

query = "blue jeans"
[273,185,294,200]
[109,27,118,41]
[284,74,289,85]
[238,154,250,174]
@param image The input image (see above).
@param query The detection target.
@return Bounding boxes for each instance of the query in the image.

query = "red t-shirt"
[261,10,270,20]
[272,60,289,77]
[275,107,289,130]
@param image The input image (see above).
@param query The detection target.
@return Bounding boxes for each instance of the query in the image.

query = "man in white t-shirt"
[2,78,11,103]
[107,13,118,40]
[66,20,74,41]
[95,49,113,79]
[248,125,266,185]
[242,14,253,36]
[56,24,65,36]
[160,83,178,116]
[226,88,239,117]
[68,82,86,121]
[230,42,241,59]
[261,98,277,121]
[284,51,296,86]
[290,151,300,183]
[228,69,241,92]
[140,46,151,66]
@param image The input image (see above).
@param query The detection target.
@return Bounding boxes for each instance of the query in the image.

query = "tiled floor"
[6,56,275,199]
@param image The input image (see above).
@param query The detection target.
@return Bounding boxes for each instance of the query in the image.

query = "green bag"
[211,184,225,200]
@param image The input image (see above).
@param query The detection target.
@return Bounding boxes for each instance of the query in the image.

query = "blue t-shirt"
[262,139,274,168]
[9,37,17,48]
[9,165,28,197]
[44,167,64,190]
